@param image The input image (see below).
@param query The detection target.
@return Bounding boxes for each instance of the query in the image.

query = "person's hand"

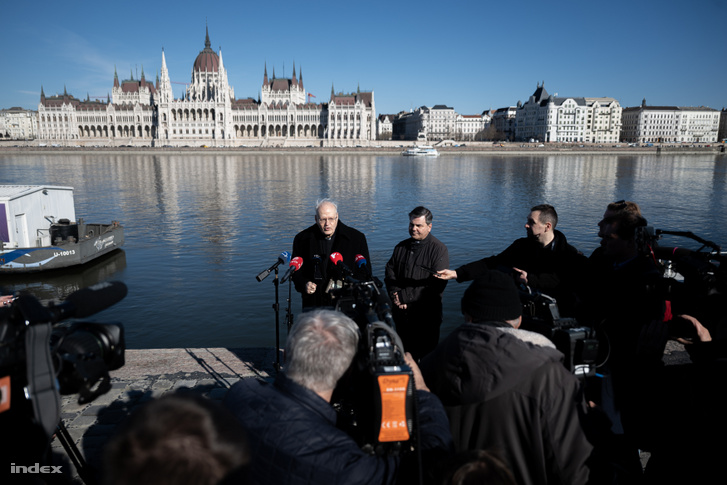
[404,352,429,392]
[305,281,317,294]
[1,295,15,306]
[435,269,457,280]
[513,267,528,285]
[392,292,407,310]
[677,314,712,343]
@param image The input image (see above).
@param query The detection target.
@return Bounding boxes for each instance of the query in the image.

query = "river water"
[1,151,725,349]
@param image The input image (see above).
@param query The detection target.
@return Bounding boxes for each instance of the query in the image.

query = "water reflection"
[0,152,724,349]
[0,250,127,303]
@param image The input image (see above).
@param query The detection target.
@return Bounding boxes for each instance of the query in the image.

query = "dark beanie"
[461,271,522,322]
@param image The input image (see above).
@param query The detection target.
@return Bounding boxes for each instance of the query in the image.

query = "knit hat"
[461,271,522,322]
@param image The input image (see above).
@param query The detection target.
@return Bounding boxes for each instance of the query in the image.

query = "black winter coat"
[456,230,583,289]
[456,230,585,314]
[223,373,454,485]
[420,321,594,485]
[291,221,371,307]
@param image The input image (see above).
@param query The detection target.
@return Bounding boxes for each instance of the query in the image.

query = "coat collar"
[274,373,337,424]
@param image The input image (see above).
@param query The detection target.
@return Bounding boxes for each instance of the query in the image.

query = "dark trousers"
[392,300,443,362]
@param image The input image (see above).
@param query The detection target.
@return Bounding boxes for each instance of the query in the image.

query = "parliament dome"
[193,27,219,72]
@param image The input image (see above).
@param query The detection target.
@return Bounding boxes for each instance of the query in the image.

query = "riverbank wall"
[1,140,725,156]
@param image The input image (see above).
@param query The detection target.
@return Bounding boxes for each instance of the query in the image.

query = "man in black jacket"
[292,199,371,308]
[420,271,597,485]
[385,206,449,361]
[437,204,584,315]
[224,309,454,485]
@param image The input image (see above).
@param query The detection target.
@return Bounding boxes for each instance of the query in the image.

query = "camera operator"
[223,309,453,485]
[420,271,602,485]
[577,210,669,481]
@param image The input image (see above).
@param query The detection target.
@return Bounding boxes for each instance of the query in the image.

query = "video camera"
[651,229,725,332]
[0,281,127,466]
[329,274,417,456]
[519,286,599,377]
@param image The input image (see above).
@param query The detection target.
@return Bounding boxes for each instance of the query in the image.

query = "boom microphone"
[49,281,128,321]
[256,251,292,282]
[281,257,303,284]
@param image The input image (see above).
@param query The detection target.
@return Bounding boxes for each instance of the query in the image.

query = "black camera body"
[0,282,126,464]
[520,288,599,377]
[652,231,725,333]
[330,276,417,455]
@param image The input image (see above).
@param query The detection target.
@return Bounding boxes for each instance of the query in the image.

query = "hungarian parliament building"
[36,29,376,147]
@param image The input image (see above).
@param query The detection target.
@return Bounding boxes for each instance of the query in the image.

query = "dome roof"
[193,27,219,72]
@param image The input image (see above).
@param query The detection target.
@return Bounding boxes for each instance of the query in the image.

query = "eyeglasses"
[317,217,337,224]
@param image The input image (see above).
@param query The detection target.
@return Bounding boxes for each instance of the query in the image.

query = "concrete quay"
[50,347,280,484]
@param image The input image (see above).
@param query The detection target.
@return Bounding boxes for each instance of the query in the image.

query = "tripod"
[55,419,96,484]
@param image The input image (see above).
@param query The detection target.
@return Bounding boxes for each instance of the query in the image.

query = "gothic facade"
[37,28,375,147]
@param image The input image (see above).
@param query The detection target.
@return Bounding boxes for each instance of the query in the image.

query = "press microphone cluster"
[281,257,303,284]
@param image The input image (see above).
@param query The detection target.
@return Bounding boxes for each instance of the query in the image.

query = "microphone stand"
[272,267,282,372]
[284,276,294,334]
[257,258,288,372]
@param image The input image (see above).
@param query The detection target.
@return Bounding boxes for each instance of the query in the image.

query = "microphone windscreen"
[64,281,128,318]
[290,257,303,270]
[330,252,343,265]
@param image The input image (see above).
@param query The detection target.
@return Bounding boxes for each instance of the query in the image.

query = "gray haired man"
[224,309,453,485]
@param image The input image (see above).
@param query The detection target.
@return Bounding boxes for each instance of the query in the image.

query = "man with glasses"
[292,198,371,308]
[436,204,584,315]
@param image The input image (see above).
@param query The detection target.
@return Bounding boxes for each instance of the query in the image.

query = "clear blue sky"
[2,0,725,115]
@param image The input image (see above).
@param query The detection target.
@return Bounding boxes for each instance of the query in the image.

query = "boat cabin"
[0,185,76,248]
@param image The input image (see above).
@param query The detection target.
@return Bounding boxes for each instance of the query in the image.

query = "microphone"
[312,254,323,282]
[281,257,303,283]
[256,251,291,282]
[355,254,372,279]
[329,252,354,277]
[49,281,128,321]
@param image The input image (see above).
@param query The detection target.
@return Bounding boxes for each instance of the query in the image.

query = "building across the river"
[0,107,37,140]
[620,99,722,144]
[36,28,375,147]
[515,82,622,143]
[391,105,490,141]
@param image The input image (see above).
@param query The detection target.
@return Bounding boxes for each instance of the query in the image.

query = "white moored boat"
[1,185,124,273]
[401,145,439,157]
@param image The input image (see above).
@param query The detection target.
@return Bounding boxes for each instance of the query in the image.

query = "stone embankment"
[1,141,724,156]
[50,347,278,484]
